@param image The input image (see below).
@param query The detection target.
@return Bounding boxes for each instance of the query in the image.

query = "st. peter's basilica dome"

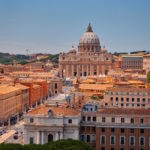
[79,23,100,45]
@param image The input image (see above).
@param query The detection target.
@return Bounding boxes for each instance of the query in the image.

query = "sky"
[0,0,150,54]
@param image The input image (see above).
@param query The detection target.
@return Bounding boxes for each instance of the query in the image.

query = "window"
[91,135,96,142]
[92,127,96,132]
[120,136,125,145]
[110,136,115,145]
[55,83,57,89]
[93,117,96,122]
[81,126,85,131]
[29,137,34,144]
[132,98,134,102]
[137,104,140,107]
[102,117,105,123]
[140,118,144,124]
[111,97,113,101]
[87,116,91,121]
[131,118,134,124]
[142,98,145,102]
[116,97,118,101]
[101,128,105,132]
[140,129,144,133]
[126,98,129,102]
[121,128,124,133]
[112,117,115,123]
[68,119,72,124]
[87,135,90,142]
[101,135,106,144]
[139,137,145,146]
[130,129,134,133]
[129,136,135,146]
[30,118,34,123]
[121,97,124,102]
[80,135,85,141]
[121,118,125,123]
[121,103,124,107]
[111,128,115,132]
[82,116,85,121]
[137,98,140,102]
[86,127,90,131]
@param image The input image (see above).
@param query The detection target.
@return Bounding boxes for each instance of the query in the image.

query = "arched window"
[48,134,53,142]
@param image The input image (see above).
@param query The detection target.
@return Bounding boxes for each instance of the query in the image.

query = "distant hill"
[0,52,59,65]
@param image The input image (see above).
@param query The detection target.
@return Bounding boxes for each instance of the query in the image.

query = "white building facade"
[24,105,81,144]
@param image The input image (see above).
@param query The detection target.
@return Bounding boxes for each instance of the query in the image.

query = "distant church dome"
[69,45,76,54]
[78,23,101,55]
[79,24,100,45]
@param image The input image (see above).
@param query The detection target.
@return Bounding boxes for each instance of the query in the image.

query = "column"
[66,65,69,77]
[36,131,39,144]
[102,65,105,75]
[90,65,93,76]
[41,131,44,144]
[82,65,84,77]
[60,132,63,139]
[77,65,79,77]
[71,65,74,77]
[55,132,58,141]
[86,65,88,76]
[97,65,99,76]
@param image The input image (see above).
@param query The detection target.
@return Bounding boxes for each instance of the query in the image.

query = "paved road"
[0,121,24,144]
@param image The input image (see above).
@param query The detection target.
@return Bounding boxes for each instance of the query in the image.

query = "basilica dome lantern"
[78,23,101,55]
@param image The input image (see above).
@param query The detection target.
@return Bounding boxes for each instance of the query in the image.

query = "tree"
[147,71,150,83]
[0,139,93,150]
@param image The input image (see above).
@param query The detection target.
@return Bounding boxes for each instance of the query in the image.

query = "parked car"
[13,134,18,139]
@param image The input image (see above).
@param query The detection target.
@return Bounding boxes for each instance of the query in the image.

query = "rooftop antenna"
[26,49,32,71]
[26,49,30,56]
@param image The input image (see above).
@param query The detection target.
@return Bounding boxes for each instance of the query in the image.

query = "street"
[0,121,24,144]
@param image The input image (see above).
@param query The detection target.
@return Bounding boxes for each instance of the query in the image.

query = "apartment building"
[104,86,150,108]
[0,85,22,124]
[121,55,143,70]
[19,80,42,107]
[80,103,150,150]
[16,83,30,112]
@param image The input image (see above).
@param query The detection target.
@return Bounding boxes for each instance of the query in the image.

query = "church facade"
[59,24,113,78]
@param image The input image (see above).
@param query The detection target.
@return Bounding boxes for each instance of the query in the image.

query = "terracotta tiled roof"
[106,86,150,92]
[79,84,113,90]
[16,83,29,90]
[0,85,21,95]
[27,105,80,116]
[97,108,150,115]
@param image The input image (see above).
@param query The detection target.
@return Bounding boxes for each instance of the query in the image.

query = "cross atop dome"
[86,23,93,32]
